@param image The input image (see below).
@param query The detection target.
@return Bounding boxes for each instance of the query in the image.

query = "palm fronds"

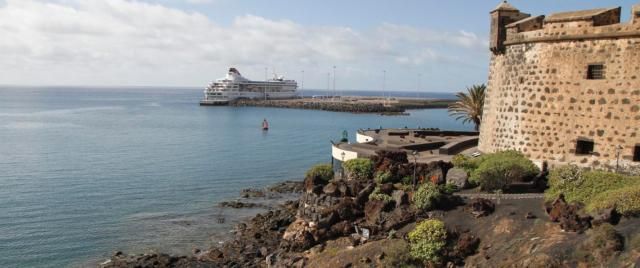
[448,84,486,131]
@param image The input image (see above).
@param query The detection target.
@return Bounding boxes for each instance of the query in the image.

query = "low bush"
[545,165,584,201]
[375,171,395,184]
[581,223,623,262]
[439,183,459,194]
[408,219,447,263]
[451,154,478,173]
[305,163,334,183]
[587,185,640,216]
[545,165,640,204]
[412,182,442,210]
[343,158,373,181]
[469,151,539,191]
[381,239,416,267]
[369,186,394,203]
[401,176,413,185]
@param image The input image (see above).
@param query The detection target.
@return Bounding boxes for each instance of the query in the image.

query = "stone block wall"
[480,3,640,169]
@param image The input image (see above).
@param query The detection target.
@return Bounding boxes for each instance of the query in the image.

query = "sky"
[0,0,637,91]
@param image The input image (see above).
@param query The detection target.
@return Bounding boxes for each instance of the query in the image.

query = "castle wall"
[479,11,640,170]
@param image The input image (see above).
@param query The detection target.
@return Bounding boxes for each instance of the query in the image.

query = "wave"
[0,106,125,117]
[144,102,161,107]
[2,122,80,129]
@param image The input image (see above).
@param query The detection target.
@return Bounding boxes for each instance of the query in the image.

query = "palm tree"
[448,84,486,131]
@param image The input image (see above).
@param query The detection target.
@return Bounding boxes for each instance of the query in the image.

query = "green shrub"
[412,182,442,210]
[587,185,640,216]
[343,158,374,181]
[369,186,394,203]
[545,165,640,204]
[401,176,413,185]
[440,183,459,194]
[375,171,395,184]
[305,163,334,183]
[469,151,539,191]
[451,154,478,173]
[545,165,584,201]
[381,239,416,267]
[408,219,447,263]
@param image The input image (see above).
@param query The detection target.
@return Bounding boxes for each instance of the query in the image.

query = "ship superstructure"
[200,68,297,105]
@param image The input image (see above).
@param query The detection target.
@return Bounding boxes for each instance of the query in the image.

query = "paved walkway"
[454,193,545,200]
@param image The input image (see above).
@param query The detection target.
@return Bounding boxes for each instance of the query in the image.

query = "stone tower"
[479,2,640,170]
[489,1,530,54]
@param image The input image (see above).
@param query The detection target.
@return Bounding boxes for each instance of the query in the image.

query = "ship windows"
[575,139,595,155]
[587,64,605,80]
[634,145,640,162]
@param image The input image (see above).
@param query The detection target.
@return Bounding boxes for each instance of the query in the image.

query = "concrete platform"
[332,128,480,164]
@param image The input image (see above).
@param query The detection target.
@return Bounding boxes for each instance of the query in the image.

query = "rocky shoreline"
[100,153,640,268]
[100,180,305,267]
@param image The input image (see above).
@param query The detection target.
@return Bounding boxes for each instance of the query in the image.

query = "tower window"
[587,64,605,80]
[634,145,640,162]
[575,139,594,155]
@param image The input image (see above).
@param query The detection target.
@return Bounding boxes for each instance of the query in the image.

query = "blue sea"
[0,86,471,267]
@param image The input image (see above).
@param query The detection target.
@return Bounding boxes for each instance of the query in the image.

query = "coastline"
[97,180,305,267]
[227,97,455,115]
[97,156,640,267]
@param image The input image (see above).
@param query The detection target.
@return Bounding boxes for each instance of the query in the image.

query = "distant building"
[479,1,640,170]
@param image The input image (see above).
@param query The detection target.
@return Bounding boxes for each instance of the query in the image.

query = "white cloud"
[0,0,488,90]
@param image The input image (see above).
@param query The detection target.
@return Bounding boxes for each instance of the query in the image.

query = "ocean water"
[0,86,471,267]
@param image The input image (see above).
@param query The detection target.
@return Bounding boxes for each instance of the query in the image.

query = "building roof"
[492,1,519,12]
[545,7,619,23]
[506,15,544,28]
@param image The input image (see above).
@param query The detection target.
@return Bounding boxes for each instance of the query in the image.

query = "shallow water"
[0,86,471,267]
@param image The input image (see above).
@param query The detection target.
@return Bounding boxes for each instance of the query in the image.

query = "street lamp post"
[333,65,336,100]
[383,70,386,105]
[412,150,418,190]
[341,151,346,180]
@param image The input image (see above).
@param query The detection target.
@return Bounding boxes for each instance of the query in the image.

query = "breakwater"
[229,97,455,114]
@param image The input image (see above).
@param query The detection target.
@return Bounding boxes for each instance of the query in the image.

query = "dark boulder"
[380,183,395,195]
[304,174,328,194]
[382,205,415,231]
[591,207,620,226]
[241,188,265,198]
[355,183,376,206]
[333,198,361,221]
[545,195,592,232]
[467,198,495,218]
[364,200,386,225]
[323,182,340,196]
[446,168,469,189]
[330,220,353,237]
[391,190,409,207]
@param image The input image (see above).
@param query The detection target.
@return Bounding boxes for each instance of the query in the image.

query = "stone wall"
[480,3,640,170]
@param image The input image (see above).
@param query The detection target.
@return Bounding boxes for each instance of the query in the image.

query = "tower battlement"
[490,3,640,54]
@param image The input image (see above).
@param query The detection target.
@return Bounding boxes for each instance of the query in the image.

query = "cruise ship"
[200,68,298,105]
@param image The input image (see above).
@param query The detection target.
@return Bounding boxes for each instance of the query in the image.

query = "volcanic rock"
[446,168,469,189]
[467,198,495,218]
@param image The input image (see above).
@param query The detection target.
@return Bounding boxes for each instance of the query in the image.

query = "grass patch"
[545,165,640,215]
[452,150,539,192]
[586,185,640,216]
